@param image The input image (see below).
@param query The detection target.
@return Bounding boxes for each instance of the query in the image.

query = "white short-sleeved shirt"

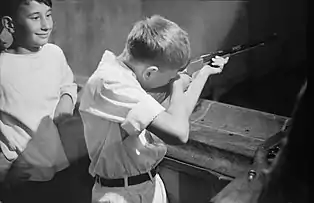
[79,51,167,179]
[0,43,77,179]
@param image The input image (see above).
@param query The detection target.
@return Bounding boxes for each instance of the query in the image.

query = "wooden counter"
[165,99,288,178]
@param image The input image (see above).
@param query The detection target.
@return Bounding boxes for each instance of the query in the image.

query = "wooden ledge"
[167,99,288,178]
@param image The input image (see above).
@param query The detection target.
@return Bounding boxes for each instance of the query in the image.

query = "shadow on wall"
[218,0,307,116]
[219,61,307,117]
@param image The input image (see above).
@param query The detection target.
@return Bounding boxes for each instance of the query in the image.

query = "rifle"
[185,33,278,76]
[149,33,278,103]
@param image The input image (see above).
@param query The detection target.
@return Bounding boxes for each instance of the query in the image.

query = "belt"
[95,168,157,187]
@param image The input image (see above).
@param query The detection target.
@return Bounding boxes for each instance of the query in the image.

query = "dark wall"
[220,0,307,116]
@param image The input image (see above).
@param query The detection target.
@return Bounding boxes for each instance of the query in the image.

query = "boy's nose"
[41,18,52,30]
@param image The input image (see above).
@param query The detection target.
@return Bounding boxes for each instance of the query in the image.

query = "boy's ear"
[1,16,15,34]
[143,66,159,80]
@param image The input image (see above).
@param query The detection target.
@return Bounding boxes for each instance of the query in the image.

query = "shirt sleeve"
[121,90,166,136]
[59,52,78,106]
[85,76,165,137]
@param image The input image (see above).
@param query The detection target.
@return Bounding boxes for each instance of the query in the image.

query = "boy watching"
[79,15,229,203]
[0,0,77,201]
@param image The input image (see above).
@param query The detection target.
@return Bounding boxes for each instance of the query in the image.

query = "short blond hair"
[125,15,191,70]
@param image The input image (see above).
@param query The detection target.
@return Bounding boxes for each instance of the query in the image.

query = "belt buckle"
[148,170,154,181]
[124,176,128,187]
[95,175,101,184]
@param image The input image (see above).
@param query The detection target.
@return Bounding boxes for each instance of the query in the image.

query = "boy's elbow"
[178,133,189,144]
[148,116,190,144]
[175,125,189,144]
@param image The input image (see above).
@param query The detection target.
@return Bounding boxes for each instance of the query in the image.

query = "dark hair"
[0,0,52,19]
[125,15,191,71]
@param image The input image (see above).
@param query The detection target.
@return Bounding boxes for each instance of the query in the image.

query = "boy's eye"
[30,16,40,20]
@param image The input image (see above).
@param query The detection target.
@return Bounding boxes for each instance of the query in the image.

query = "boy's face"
[12,1,53,49]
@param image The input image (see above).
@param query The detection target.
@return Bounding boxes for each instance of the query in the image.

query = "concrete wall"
[51,0,142,77]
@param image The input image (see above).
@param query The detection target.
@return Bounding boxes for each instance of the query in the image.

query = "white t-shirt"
[79,50,167,179]
[0,43,77,180]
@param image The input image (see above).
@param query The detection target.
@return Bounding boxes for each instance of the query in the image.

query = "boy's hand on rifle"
[191,56,229,79]
[207,56,229,74]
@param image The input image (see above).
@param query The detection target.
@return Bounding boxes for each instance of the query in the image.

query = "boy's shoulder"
[88,50,142,90]
[99,50,117,65]
[42,43,65,56]
[97,51,137,80]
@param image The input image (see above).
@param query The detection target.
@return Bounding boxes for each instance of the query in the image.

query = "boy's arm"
[54,57,78,120]
[147,56,228,144]
[80,57,227,145]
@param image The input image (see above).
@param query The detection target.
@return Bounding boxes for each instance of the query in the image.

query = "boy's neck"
[117,53,151,90]
[117,53,145,76]
[6,42,43,54]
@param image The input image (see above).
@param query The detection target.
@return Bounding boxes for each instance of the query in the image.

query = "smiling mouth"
[36,33,50,38]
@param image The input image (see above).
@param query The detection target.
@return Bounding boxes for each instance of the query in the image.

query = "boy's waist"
[94,166,158,187]
[90,143,166,179]
[91,155,164,179]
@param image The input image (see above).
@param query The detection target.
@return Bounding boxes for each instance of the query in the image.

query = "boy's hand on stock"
[172,73,192,92]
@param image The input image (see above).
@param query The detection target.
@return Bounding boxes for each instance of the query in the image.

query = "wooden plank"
[191,100,287,140]
[166,99,288,177]
[166,126,261,177]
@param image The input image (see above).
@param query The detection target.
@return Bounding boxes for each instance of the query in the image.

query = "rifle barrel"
[191,33,278,65]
